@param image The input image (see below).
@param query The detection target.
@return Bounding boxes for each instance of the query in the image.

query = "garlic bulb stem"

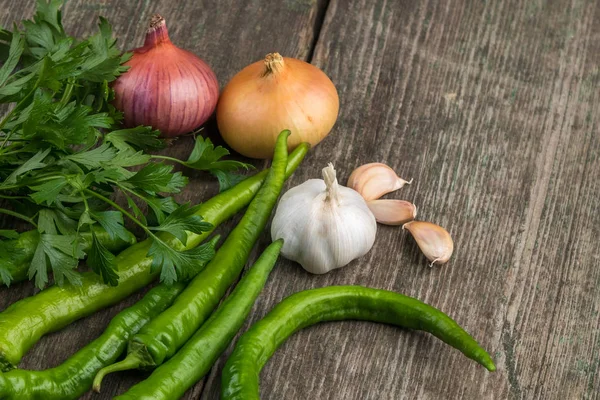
[323,163,340,204]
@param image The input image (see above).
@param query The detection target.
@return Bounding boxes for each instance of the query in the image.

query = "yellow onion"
[113,15,219,137]
[216,53,339,159]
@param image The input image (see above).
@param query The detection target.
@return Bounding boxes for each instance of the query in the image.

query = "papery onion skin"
[217,53,339,159]
[113,15,219,137]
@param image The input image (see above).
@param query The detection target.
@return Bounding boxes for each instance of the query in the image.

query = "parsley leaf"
[29,177,69,205]
[0,265,12,287]
[124,194,147,226]
[148,240,216,285]
[29,233,83,288]
[0,30,24,86]
[124,163,187,193]
[93,166,134,183]
[77,209,95,230]
[184,136,252,172]
[37,208,77,235]
[0,230,19,239]
[145,195,179,225]
[182,136,252,192]
[109,148,151,168]
[65,143,117,168]
[150,203,213,245]
[104,126,164,151]
[2,148,51,185]
[91,210,131,242]
[0,238,23,286]
[33,0,65,35]
[212,169,248,192]
[87,230,119,286]
[0,1,247,288]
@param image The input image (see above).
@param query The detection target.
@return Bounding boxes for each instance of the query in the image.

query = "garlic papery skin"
[403,221,453,266]
[347,163,412,201]
[368,200,416,225]
[271,163,377,274]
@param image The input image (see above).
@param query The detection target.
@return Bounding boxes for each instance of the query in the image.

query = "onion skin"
[113,15,219,137]
[217,53,339,159]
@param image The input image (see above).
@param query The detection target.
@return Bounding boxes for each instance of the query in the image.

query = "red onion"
[113,15,219,137]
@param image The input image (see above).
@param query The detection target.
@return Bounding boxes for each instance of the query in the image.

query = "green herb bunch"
[0,0,250,288]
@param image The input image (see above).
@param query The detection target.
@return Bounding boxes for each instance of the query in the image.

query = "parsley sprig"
[0,0,251,288]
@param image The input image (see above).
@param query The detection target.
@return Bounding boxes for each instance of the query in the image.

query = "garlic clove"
[347,163,412,201]
[368,200,417,225]
[403,221,453,266]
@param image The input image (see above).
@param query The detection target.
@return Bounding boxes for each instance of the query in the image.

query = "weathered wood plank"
[199,0,600,399]
[2,0,599,399]
[0,0,326,399]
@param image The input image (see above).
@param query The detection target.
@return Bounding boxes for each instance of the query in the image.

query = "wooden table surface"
[1,1,599,399]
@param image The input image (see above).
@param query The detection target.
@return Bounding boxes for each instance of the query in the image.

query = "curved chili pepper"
[0,141,308,372]
[94,131,291,385]
[0,282,185,400]
[222,286,496,400]
[106,239,283,399]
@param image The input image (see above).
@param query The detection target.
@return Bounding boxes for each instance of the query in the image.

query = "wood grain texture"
[1,0,599,399]
[0,0,326,399]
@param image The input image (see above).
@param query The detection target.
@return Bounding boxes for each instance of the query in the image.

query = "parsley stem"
[110,182,152,206]
[150,155,188,166]
[84,189,146,230]
[0,80,42,145]
[83,189,162,243]
[0,131,15,150]
[0,194,29,200]
[0,208,38,228]
[0,174,65,191]
[0,141,23,154]
[82,189,179,265]
[81,191,92,216]
[0,148,26,157]
[59,80,75,107]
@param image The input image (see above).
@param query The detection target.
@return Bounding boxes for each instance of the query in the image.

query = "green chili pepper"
[221,286,496,400]
[0,283,186,400]
[0,142,307,372]
[94,131,291,385]
[104,239,283,399]
[5,226,137,285]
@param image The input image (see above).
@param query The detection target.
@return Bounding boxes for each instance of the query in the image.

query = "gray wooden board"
[1,0,599,399]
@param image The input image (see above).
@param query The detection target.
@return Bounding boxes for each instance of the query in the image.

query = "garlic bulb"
[271,163,377,274]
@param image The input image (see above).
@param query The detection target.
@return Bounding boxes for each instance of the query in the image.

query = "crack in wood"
[307,0,331,62]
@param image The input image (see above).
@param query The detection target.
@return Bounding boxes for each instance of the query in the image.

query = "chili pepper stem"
[93,355,143,392]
